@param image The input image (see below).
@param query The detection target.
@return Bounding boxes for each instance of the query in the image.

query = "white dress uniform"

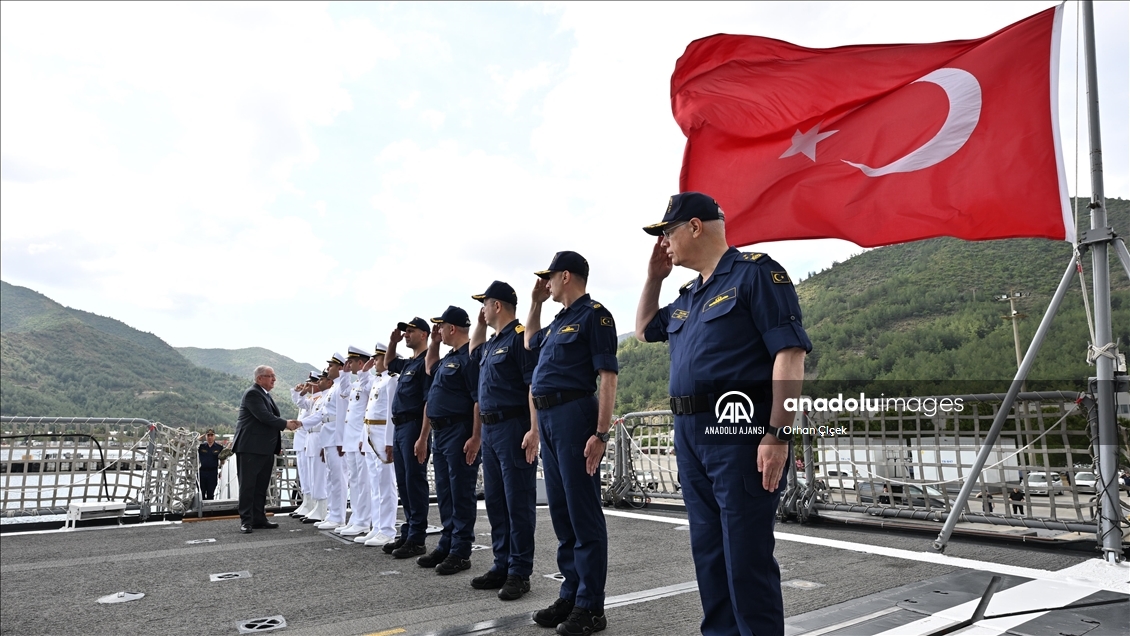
[317,366,350,529]
[298,388,331,521]
[338,363,374,536]
[358,367,399,545]
[290,387,314,517]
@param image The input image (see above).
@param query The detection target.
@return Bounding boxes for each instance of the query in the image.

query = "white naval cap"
[327,352,347,366]
[347,345,371,359]
[373,342,388,355]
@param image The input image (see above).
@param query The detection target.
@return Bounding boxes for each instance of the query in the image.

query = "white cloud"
[489,62,554,114]
[419,109,447,131]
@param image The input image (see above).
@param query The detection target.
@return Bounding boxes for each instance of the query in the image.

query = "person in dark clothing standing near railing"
[198,429,224,500]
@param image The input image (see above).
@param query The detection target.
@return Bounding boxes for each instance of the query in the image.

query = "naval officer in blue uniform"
[417,305,482,575]
[469,281,539,601]
[377,316,433,559]
[635,193,810,636]
[525,251,618,636]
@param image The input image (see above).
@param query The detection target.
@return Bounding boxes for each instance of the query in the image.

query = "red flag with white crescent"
[672,6,1073,248]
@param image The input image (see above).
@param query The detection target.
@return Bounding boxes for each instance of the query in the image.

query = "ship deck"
[1,503,1127,636]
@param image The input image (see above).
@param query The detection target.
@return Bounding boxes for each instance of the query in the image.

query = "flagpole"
[1079,0,1122,565]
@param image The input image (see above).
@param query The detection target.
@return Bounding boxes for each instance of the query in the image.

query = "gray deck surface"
[0,505,1113,636]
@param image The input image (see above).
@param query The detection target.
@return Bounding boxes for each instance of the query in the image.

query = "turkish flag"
[672,6,1073,248]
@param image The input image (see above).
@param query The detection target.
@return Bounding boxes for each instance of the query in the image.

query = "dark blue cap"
[397,317,430,333]
[472,280,518,306]
[643,192,724,236]
[430,305,471,328]
[535,251,589,280]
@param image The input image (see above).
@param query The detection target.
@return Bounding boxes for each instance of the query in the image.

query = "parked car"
[858,482,947,509]
[1025,472,1064,495]
[1072,471,1097,493]
[816,469,857,490]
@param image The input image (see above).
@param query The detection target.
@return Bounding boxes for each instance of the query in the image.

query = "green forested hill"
[613,198,1130,413]
[178,347,318,391]
[0,282,296,432]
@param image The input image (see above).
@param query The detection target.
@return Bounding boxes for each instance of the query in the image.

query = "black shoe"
[302,516,320,524]
[239,524,253,534]
[498,575,530,600]
[471,569,507,590]
[391,541,426,559]
[435,554,471,575]
[534,598,575,628]
[252,521,279,529]
[416,549,449,568]
[555,607,606,635]
[382,535,406,554]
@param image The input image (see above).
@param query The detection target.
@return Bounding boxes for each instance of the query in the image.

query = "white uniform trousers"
[323,449,348,523]
[304,431,328,501]
[366,424,398,536]
[344,450,371,527]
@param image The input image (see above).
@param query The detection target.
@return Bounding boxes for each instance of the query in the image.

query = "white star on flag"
[779,122,838,161]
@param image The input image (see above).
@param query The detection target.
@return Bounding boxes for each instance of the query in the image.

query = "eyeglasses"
[661,222,689,239]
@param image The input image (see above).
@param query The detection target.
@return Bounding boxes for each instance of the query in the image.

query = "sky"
[2,1,1127,372]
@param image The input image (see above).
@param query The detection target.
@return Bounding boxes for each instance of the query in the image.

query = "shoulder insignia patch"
[558,324,580,334]
[740,252,765,262]
[672,308,689,320]
[515,325,525,334]
[679,279,694,292]
[590,301,602,309]
[771,271,791,284]
[600,316,613,327]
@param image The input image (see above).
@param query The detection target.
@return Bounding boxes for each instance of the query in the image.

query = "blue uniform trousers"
[538,395,607,611]
[199,468,217,500]
[393,419,430,543]
[675,415,787,636]
[432,421,481,558]
[481,415,537,577]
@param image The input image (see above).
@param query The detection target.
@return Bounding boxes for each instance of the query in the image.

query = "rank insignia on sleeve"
[600,317,613,327]
[672,309,689,320]
[558,324,580,334]
[771,271,791,284]
[741,252,765,261]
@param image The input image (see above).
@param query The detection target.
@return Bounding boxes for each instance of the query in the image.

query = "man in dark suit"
[233,365,299,533]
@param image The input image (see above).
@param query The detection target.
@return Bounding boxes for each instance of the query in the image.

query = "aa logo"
[715,391,754,424]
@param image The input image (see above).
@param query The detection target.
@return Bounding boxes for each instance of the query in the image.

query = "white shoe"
[364,532,395,547]
[337,524,369,536]
[355,529,380,543]
[316,519,344,530]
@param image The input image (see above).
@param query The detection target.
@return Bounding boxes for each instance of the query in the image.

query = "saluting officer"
[525,251,618,636]
[469,281,539,600]
[357,343,398,547]
[316,353,349,530]
[635,192,810,636]
[338,346,375,537]
[417,305,481,575]
[289,374,320,518]
[376,317,433,559]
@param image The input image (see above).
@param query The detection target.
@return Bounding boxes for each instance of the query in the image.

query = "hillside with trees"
[178,346,318,390]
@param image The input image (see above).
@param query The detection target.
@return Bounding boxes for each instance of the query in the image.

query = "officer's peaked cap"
[643,192,724,236]
[535,251,589,280]
[472,281,518,306]
[396,317,430,333]
[431,305,471,328]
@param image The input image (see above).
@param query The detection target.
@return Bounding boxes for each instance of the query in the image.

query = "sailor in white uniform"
[298,371,332,523]
[289,373,320,518]
[336,346,374,537]
[357,343,400,546]
[316,352,350,530]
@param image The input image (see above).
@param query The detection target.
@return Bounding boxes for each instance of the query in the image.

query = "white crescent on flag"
[843,68,982,177]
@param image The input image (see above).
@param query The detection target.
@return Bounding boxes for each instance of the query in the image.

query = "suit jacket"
[232,384,288,456]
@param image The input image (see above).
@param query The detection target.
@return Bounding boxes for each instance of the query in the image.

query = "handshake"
[285,420,301,431]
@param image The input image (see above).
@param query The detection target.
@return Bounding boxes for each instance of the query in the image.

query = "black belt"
[480,407,530,425]
[669,387,771,415]
[532,391,592,411]
[429,415,470,430]
[391,411,423,425]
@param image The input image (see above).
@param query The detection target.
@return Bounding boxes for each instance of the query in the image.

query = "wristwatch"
[594,430,611,443]
[767,426,791,442]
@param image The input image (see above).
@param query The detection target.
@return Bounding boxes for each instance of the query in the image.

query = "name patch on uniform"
[600,317,613,327]
[704,288,737,311]
[492,346,509,355]
[558,324,580,334]
[672,309,689,321]
[771,271,791,284]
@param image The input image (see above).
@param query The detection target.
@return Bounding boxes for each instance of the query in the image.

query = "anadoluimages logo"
[714,391,754,424]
